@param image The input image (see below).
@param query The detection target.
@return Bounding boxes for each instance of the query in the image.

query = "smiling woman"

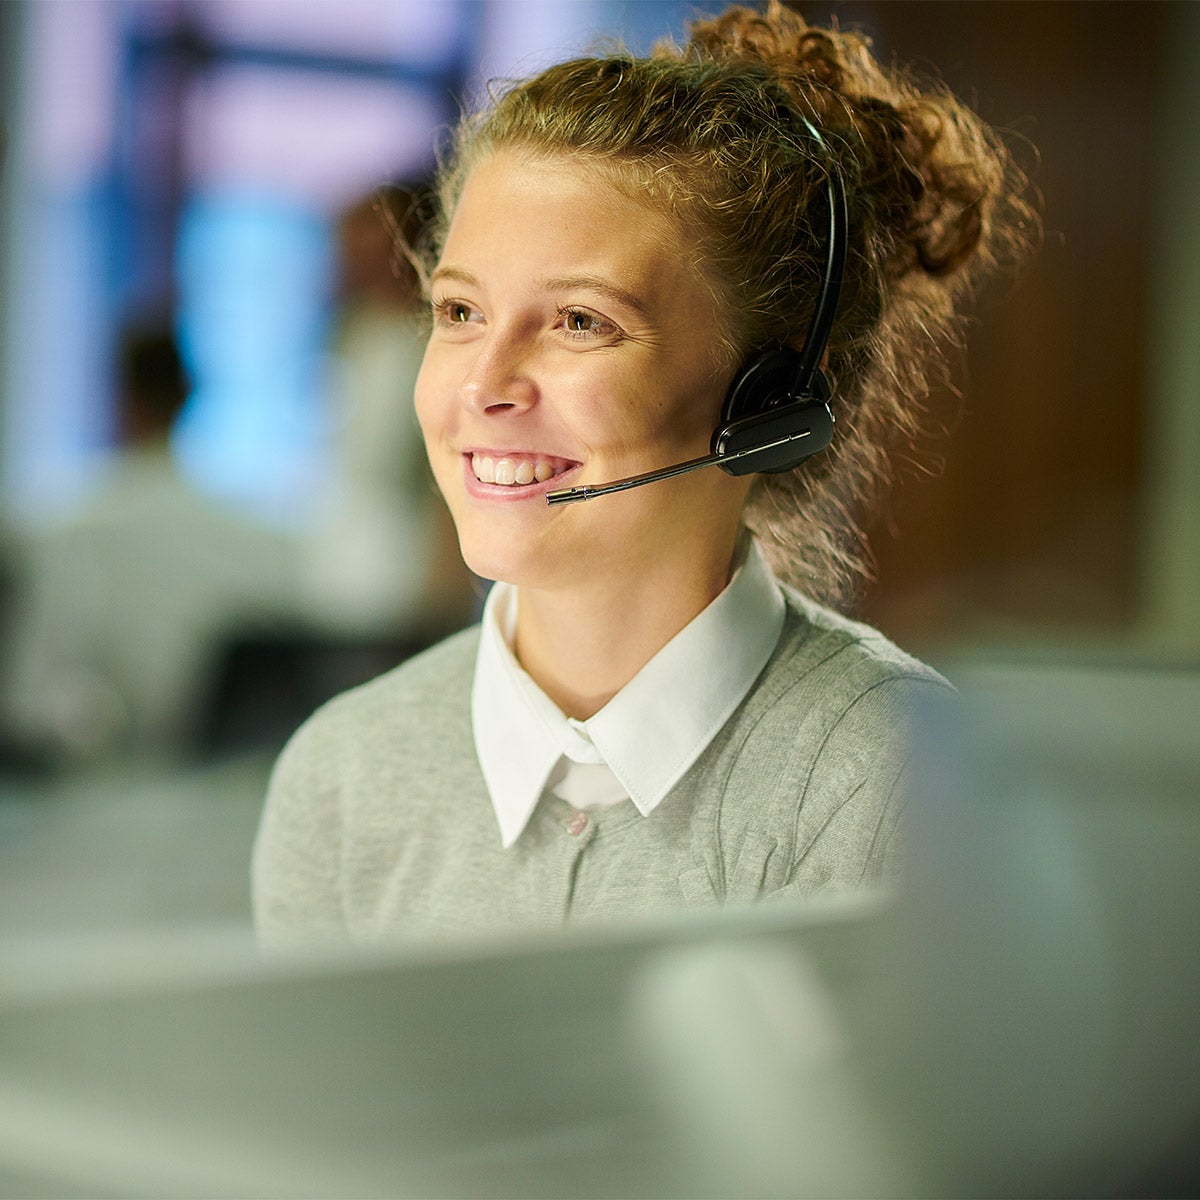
[416,149,750,666]
[252,1,1030,945]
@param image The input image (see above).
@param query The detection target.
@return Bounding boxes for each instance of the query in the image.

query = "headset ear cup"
[721,347,807,424]
[715,347,833,476]
[713,397,833,475]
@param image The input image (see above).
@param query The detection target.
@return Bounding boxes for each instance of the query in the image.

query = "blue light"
[174,192,333,523]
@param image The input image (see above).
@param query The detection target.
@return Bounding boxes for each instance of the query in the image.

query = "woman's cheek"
[412,354,434,428]
[413,354,451,449]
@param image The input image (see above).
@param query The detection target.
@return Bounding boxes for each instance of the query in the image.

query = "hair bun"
[686,2,1019,289]
[685,3,847,88]
[878,95,1010,283]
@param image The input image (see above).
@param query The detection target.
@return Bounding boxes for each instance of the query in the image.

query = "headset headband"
[790,115,848,398]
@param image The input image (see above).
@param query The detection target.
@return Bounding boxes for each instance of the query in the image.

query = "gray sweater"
[252,589,948,946]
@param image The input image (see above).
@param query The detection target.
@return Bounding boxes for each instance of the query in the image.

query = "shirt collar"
[471,539,786,847]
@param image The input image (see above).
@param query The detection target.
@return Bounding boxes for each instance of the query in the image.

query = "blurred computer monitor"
[0,655,1196,1199]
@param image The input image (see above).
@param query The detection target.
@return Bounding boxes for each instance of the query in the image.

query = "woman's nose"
[456,335,538,415]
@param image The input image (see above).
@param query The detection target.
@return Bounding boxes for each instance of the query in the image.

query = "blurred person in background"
[300,184,476,640]
[0,318,300,764]
[254,1,1031,945]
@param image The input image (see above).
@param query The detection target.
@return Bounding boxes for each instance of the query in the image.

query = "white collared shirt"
[470,540,787,847]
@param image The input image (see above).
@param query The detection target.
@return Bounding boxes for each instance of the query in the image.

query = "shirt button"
[565,811,589,836]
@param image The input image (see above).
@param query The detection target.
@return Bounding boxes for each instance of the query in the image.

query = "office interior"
[0,2,1196,1197]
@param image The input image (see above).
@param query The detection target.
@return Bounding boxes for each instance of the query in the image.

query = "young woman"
[253,2,1028,944]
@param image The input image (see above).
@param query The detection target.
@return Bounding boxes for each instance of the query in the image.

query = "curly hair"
[419,1,1033,608]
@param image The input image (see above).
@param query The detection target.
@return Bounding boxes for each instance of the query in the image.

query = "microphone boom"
[545,429,812,505]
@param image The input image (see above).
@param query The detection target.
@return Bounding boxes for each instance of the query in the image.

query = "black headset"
[712,118,847,477]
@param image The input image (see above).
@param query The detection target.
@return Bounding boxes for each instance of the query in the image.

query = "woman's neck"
[511,538,740,721]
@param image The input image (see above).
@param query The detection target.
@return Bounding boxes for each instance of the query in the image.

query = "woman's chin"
[456,536,557,591]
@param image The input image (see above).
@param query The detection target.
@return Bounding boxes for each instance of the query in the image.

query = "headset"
[547,117,848,505]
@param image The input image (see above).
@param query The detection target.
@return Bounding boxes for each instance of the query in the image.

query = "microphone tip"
[546,486,586,505]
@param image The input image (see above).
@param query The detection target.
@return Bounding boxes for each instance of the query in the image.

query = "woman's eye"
[434,299,477,325]
[559,307,616,338]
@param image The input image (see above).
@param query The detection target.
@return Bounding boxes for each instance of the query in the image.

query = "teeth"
[471,453,563,487]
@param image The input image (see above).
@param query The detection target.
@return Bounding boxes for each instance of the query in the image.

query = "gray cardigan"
[252,588,949,946]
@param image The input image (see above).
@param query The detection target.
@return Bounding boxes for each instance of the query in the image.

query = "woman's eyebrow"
[539,274,652,319]
[429,265,478,289]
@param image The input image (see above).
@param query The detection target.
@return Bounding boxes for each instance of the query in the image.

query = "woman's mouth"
[470,452,576,487]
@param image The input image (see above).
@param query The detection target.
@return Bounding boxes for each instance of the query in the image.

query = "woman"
[253,2,1028,944]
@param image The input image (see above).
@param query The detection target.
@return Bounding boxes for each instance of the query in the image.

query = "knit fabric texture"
[252,587,949,947]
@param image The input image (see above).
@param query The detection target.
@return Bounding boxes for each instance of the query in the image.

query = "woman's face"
[415,150,751,592]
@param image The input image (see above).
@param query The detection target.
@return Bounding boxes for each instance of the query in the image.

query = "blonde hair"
[422,1,1032,608]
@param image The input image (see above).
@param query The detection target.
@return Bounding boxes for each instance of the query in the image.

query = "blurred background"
[0,0,1192,936]
[0,3,1195,1196]
[0,0,1191,943]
